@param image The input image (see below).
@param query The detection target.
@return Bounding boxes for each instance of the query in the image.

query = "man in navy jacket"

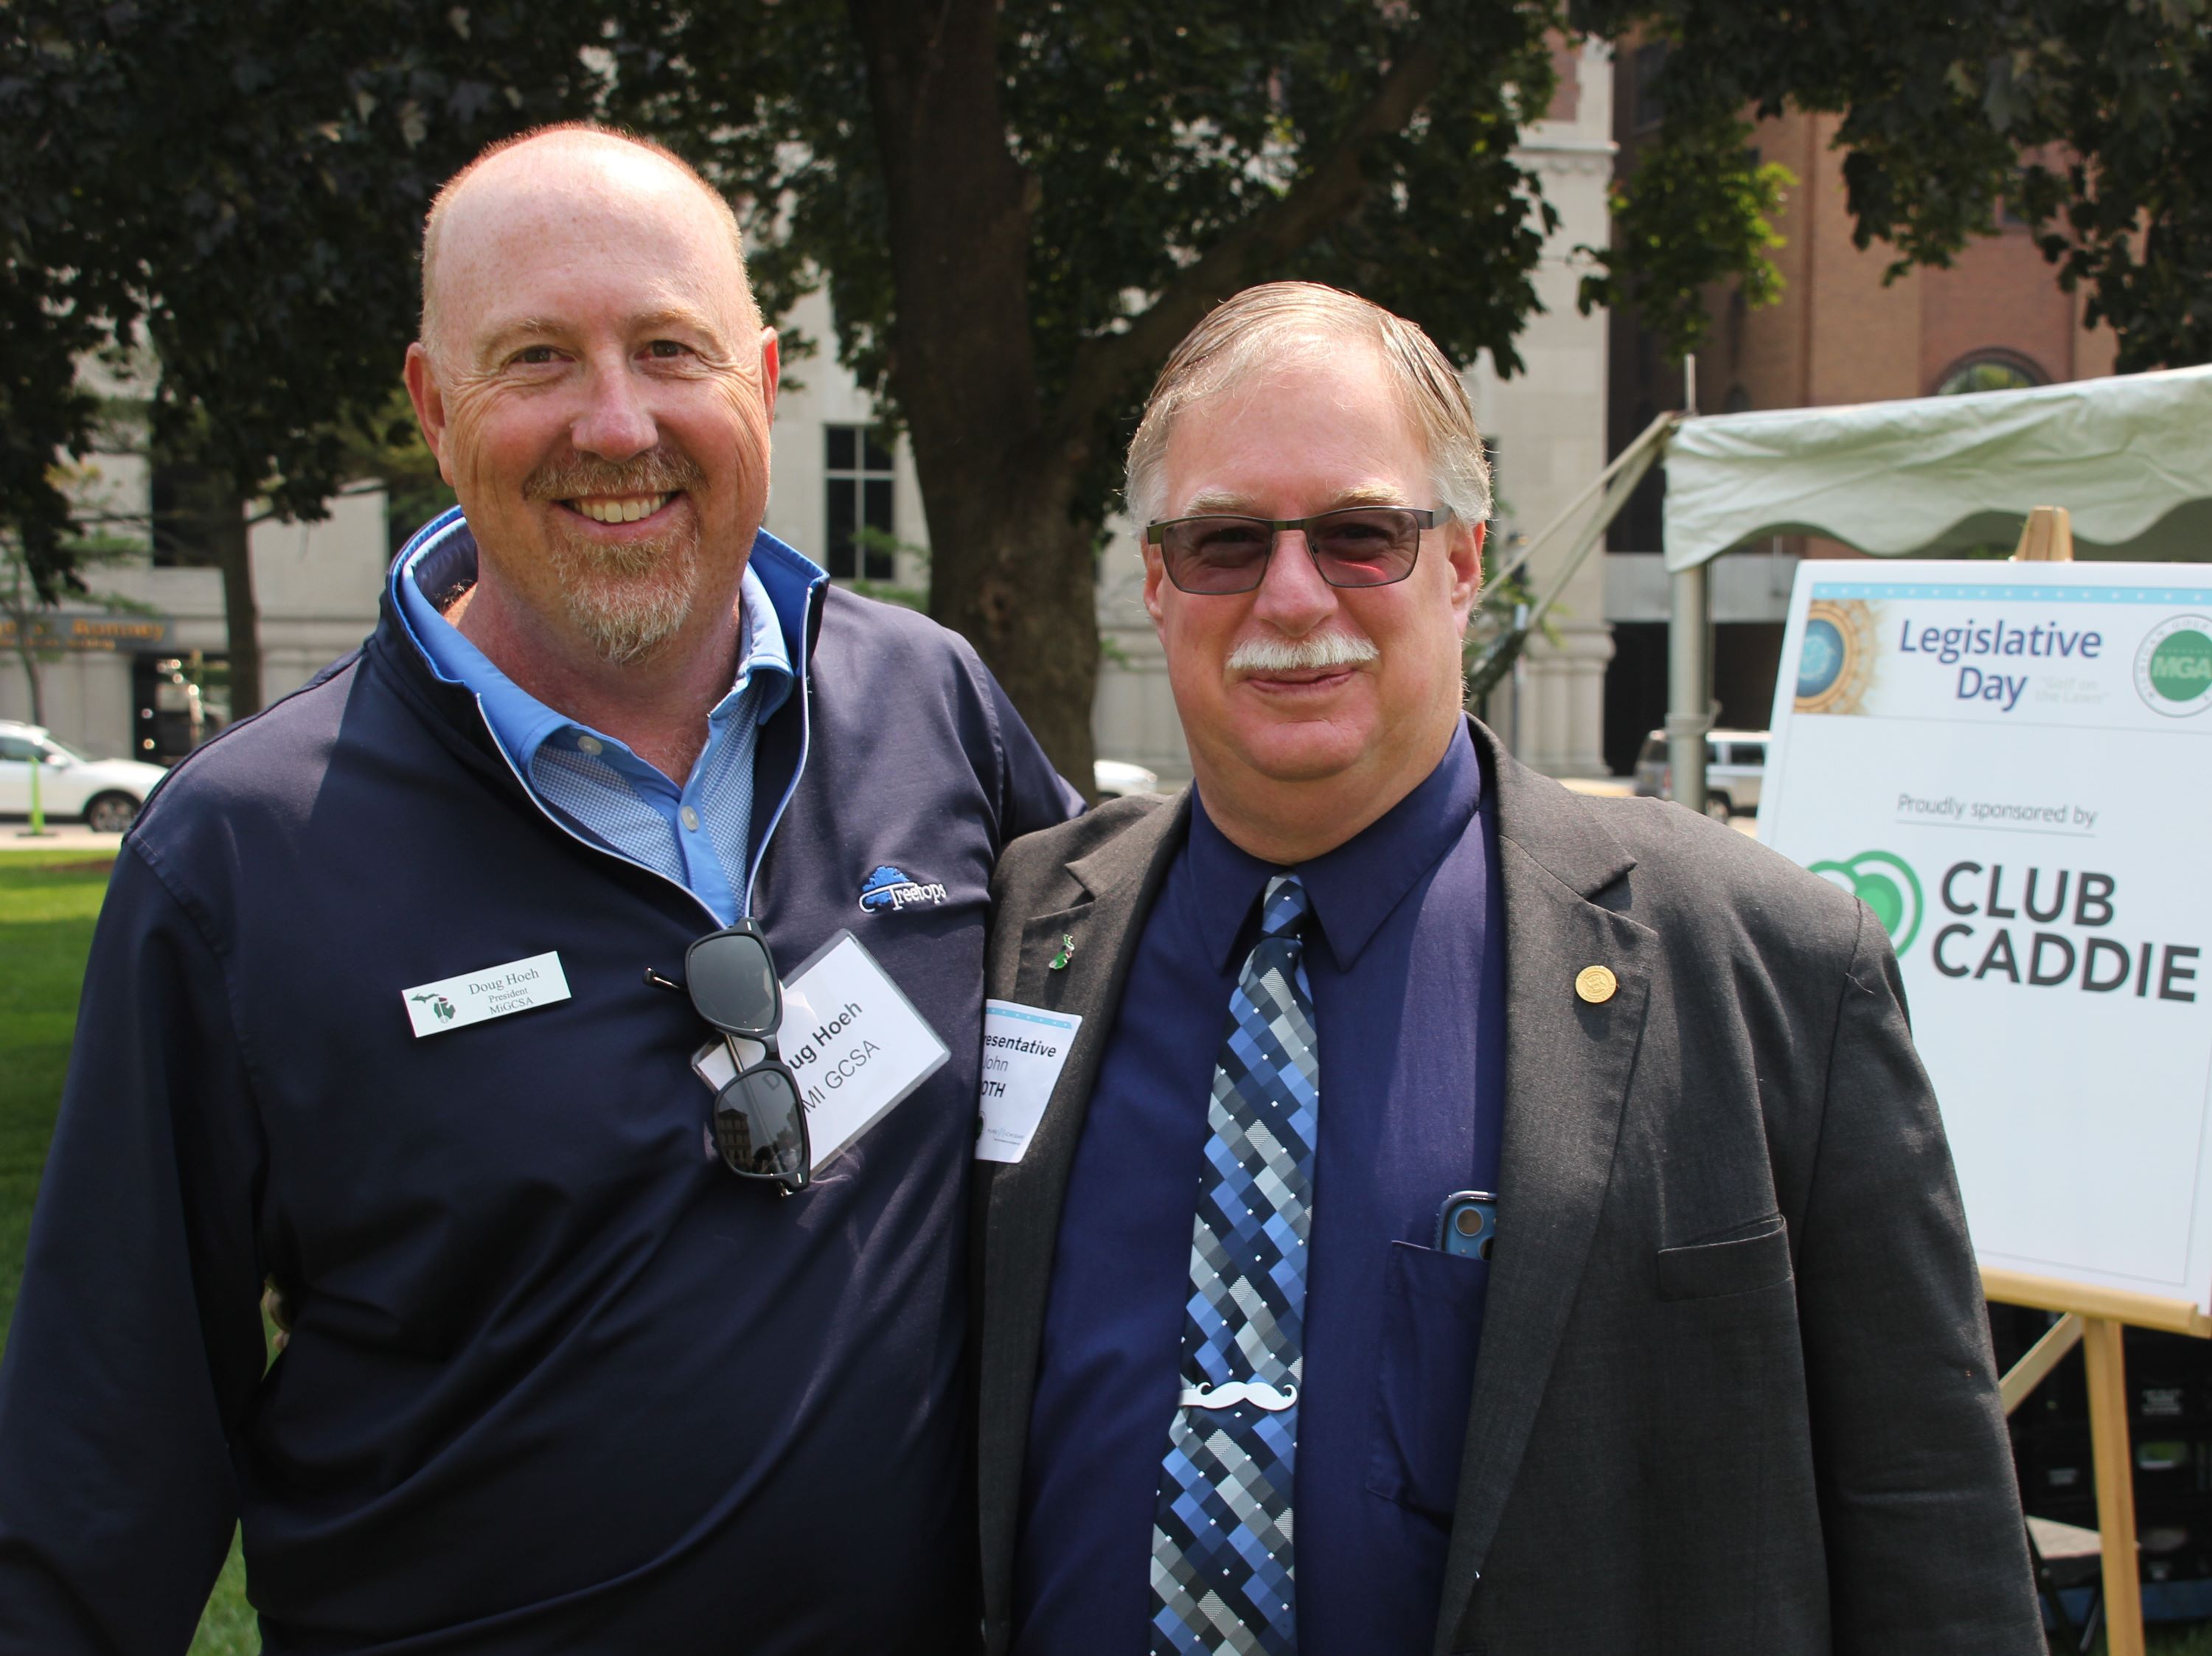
[0,124,1075,1653]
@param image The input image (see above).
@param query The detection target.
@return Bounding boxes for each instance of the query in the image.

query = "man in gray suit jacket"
[975,282,2041,1655]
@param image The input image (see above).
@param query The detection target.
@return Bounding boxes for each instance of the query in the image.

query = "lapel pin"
[1575,964,1618,1004]
[1049,933,1076,971]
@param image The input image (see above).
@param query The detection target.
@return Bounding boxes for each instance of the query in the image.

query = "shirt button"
[576,734,603,756]
[681,806,701,832]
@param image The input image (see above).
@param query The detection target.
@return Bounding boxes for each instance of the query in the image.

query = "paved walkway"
[4,824,125,854]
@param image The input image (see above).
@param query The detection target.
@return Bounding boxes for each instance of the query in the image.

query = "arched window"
[1935,353,2045,397]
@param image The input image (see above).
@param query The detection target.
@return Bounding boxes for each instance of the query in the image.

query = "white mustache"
[1226,631,1379,674]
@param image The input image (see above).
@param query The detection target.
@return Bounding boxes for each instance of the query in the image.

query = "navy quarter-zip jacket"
[0,563,1077,1654]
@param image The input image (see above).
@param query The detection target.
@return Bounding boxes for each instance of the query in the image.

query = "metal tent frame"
[1470,366,2212,812]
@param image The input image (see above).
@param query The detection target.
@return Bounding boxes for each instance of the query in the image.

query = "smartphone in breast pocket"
[1435,1190,1498,1261]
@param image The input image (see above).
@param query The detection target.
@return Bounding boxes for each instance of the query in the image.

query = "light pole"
[22,743,50,838]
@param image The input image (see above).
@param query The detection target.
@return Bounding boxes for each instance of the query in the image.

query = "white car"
[1093,758,1162,798]
[1631,727,1769,821]
[0,720,172,832]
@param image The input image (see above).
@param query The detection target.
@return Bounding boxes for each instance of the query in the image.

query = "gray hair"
[1124,282,1491,530]
[420,122,758,358]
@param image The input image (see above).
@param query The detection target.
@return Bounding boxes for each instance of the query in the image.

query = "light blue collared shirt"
[392,507,815,925]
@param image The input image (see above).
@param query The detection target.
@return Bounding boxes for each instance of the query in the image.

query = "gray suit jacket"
[975,720,2040,1655]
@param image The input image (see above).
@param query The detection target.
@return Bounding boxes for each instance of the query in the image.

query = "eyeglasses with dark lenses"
[1145,507,1440,596]
[682,920,811,1192]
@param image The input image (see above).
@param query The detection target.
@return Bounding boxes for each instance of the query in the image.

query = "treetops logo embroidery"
[1809,850,1924,954]
[858,864,950,914]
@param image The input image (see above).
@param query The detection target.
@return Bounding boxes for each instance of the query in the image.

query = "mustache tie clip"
[1178,1378,1298,1413]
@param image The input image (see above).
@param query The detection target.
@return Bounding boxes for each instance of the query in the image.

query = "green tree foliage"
[597,0,1567,777]
[1578,102,1792,359]
[9,1,2209,762]
[1,0,613,560]
[1584,0,2212,372]
[0,1,603,706]
[6,1,1578,761]
[2000,1,2212,372]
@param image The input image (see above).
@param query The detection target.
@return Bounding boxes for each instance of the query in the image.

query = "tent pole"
[1461,411,1675,707]
[1666,559,1712,815]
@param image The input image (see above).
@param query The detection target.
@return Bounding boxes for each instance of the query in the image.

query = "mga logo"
[410,992,456,1024]
[1808,851,1924,954]
[2135,616,2212,717]
[858,864,950,914]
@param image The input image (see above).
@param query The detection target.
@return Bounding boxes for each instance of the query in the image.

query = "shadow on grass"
[0,856,257,1648]
[0,902,108,1339]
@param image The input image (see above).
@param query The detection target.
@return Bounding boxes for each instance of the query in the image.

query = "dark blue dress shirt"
[1015,720,1507,1655]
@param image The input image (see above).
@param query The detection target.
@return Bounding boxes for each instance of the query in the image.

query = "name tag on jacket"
[696,931,950,1169]
[402,951,571,1037]
[975,1000,1082,1163]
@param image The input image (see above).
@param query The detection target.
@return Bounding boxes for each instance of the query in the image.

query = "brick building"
[1601,49,2120,776]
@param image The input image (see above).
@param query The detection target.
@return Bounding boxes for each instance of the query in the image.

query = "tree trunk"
[210,484,262,720]
[930,487,1102,795]
[13,646,45,728]
[4,558,49,727]
[849,0,1099,793]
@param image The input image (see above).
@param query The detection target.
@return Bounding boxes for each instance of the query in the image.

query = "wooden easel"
[1986,1268,2212,1656]
[2013,504,2076,562]
[1993,507,2163,1644]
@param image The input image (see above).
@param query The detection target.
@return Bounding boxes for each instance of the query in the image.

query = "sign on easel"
[1761,552,2212,1656]
[1763,558,2212,1306]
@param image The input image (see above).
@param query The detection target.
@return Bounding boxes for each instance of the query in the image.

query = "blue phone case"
[1436,1190,1498,1260]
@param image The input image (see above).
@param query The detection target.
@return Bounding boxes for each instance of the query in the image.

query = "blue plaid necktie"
[1151,873,1319,1655]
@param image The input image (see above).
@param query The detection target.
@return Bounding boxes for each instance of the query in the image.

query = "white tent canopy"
[1662,363,2212,571]
[1651,363,2212,813]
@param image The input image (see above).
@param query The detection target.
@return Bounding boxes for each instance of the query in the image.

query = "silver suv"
[1632,728,1768,821]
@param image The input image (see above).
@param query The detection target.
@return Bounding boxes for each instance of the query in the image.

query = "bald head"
[420,125,757,366]
[400,119,782,685]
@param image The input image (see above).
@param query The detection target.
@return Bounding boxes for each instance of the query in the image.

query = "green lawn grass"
[0,848,255,1652]
[6,842,2212,1655]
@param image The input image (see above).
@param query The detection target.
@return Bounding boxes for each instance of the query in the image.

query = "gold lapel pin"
[1575,964,1618,1004]
[1049,933,1076,971]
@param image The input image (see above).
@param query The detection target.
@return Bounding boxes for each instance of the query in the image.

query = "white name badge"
[975,1000,1082,1163]
[402,950,571,1037]
[692,930,949,1171]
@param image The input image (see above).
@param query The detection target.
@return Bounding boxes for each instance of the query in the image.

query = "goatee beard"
[525,448,710,665]
[549,521,703,666]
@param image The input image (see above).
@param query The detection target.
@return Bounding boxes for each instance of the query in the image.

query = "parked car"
[0,720,171,832]
[1632,728,1768,821]
[1093,757,1162,798]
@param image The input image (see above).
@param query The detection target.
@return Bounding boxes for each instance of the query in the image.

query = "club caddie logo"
[858,863,950,914]
[2135,615,2212,716]
[1808,851,1924,955]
